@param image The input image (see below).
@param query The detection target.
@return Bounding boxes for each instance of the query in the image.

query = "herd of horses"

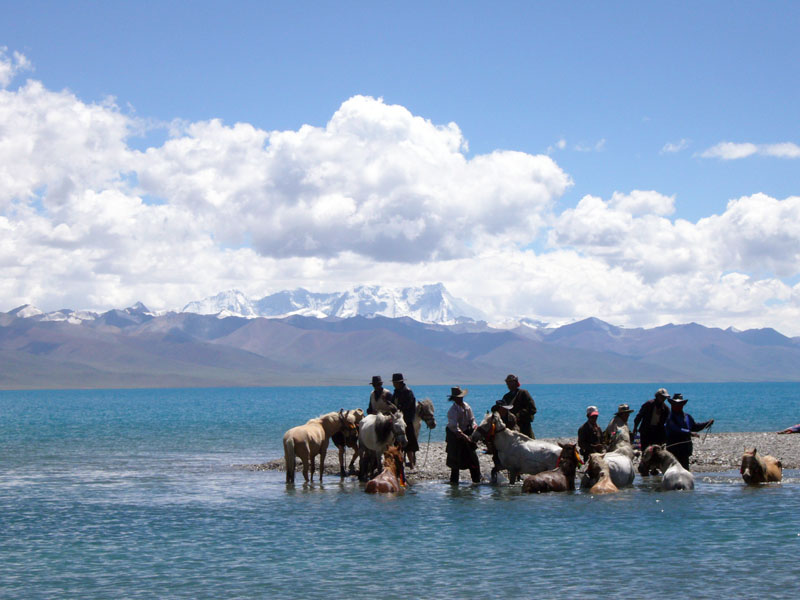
[282,402,783,494]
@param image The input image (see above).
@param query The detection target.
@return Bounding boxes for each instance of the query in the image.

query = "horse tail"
[284,436,296,484]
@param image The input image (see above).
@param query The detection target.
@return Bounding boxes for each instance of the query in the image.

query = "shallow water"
[1,384,799,598]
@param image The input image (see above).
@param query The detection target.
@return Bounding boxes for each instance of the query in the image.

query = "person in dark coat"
[665,393,713,470]
[445,387,481,484]
[632,388,670,452]
[391,373,419,468]
[500,374,537,439]
[577,405,605,461]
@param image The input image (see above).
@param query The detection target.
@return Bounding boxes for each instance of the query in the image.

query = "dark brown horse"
[740,447,782,485]
[365,446,406,494]
[521,443,581,494]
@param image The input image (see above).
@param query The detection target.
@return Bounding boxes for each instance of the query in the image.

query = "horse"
[740,448,782,485]
[585,453,619,494]
[580,450,635,489]
[521,443,581,494]
[413,398,436,439]
[358,410,408,480]
[331,408,364,477]
[283,410,348,484]
[606,427,636,460]
[639,445,694,491]
[471,411,560,484]
[365,446,406,494]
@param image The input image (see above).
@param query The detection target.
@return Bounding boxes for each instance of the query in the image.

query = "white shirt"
[447,401,476,434]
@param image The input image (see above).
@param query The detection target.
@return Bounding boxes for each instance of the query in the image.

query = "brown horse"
[331,409,364,477]
[586,453,619,494]
[365,446,406,494]
[283,410,348,484]
[740,448,782,485]
[521,443,581,494]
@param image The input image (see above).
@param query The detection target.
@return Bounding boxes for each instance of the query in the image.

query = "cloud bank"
[1,51,799,335]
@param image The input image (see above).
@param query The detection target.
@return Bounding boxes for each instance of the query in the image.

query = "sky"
[1,1,799,334]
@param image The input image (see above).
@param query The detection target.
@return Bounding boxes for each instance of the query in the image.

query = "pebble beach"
[250,431,800,481]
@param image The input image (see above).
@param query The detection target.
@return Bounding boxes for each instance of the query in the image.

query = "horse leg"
[338,445,346,478]
[319,448,327,483]
[302,457,310,483]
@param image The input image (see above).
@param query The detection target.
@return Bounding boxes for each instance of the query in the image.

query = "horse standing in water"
[639,445,694,491]
[585,453,619,494]
[283,410,348,484]
[471,411,560,484]
[358,410,408,480]
[521,443,581,494]
[331,409,365,477]
[740,448,782,485]
[365,446,406,494]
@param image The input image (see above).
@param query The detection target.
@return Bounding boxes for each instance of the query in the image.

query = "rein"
[419,424,433,469]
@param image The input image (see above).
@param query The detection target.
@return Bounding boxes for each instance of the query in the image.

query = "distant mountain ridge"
[2,300,800,389]
[181,283,487,324]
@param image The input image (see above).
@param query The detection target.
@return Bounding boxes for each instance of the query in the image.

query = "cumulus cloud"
[1,57,799,335]
[700,141,800,159]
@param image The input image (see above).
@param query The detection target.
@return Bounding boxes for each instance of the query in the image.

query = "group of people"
[577,387,714,470]
[368,376,715,483]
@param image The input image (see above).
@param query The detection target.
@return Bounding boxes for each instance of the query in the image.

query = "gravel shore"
[245,431,800,482]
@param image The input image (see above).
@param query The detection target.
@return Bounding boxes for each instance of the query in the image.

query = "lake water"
[2,383,799,599]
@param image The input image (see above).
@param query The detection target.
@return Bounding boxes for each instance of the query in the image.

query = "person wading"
[445,387,481,484]
[391,372,419,469]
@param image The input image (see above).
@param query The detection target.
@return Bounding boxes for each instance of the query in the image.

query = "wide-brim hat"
[448,386,468,400]
[370,375,383,386]
[391,373,404,382]
[615,403,634,415]
[669,393,688,404]
[586,405,599,417]
[492,401,514,411]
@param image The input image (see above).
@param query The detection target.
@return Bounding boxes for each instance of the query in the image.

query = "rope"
[419,425,433,470]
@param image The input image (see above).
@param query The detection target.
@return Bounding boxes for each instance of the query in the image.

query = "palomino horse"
[331,408,365,477]
[358,410,408,480]
[283,410,348,484]
[580,449,635,489]
[639,445,694,491]
[585,453,619,494]
[521,443,582,494]
[365,446,406,494]
[471,411,560,484]
[740,448,782,485]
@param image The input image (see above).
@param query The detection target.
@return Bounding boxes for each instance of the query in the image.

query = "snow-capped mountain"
[181,283,487,325]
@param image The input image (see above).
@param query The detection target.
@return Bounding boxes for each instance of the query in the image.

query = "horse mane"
[418,398,434,415]
[374,414,393,443]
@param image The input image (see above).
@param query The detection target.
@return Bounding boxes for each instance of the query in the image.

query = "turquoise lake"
[1,383,799,599]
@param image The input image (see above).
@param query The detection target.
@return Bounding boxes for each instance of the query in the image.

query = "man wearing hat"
[604,403,634,445]
[578,405,605,462]
[445,387,481,484]
[500,374,537,439]
[367,375,395,415]
[632,388,670,454]
[665,393,714,470]
[391,373,419,469]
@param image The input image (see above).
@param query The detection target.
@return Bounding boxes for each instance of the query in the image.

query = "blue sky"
[2,1,799,334]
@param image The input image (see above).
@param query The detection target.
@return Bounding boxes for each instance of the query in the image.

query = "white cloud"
[701,141,800,160]
[661,138,690,154]
[1,62,799,335]
[0,48,32,88]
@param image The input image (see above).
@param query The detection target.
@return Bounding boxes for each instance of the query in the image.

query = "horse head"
[586,453,607,479]
[417,398,436,429]
[740,447,764,483]
[472,410,504,444]
[390,410,408,448]
[556,442,582,468]
[384,446,406,487]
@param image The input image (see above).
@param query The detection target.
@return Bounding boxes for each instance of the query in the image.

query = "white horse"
[358,410,408,480]
[471,411,561,484]
[606,426,636,460]
[640,445,695,491]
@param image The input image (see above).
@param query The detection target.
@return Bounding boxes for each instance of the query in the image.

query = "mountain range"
[2,285,800,389]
